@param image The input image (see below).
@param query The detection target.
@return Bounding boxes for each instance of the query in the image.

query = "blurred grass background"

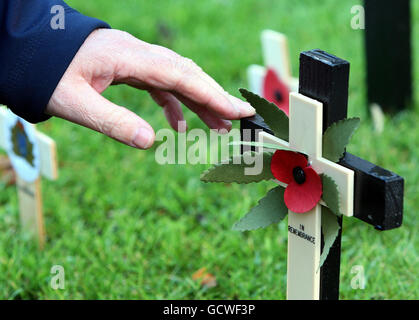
[0,0,418,299]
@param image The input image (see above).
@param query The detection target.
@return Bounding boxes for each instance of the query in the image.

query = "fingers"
[47,83,155,149]
[168,57,252,119]
[120,41,255,120]
[173,93,232,131]
[149,88,232,132]
[148,89,186,132]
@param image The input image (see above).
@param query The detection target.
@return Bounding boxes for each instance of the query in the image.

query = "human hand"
[46,29,255,149]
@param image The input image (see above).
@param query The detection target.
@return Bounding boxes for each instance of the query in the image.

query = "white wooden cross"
[242,49,404,300]
[247,29,299,97]
[0,106,58,249]
[259,93,354,300]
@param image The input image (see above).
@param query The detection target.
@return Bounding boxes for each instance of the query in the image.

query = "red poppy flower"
[263,68,290,116]
[270,150,322,213]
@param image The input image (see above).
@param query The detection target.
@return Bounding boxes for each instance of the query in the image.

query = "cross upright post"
[258,74,354,299]
[298,50,350,299]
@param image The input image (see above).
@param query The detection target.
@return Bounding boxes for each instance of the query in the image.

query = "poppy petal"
[284,167,322,213]
[263,68,290,116]
[271,150,308,184]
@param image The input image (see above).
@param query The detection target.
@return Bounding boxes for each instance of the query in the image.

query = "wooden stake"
[16,176,45,249]
[259,91,354,300]
[0,107,58,248]
[298,50,350,300]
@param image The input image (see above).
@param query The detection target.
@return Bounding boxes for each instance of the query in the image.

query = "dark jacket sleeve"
[0,0,110,123]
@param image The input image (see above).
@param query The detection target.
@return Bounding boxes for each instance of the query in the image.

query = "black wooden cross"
[364,0,412,112]
[240,49,404,299]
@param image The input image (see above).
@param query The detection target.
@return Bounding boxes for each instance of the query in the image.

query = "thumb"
[47,82,155,149]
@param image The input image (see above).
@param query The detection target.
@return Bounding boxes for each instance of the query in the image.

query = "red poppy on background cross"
[247,29,298,116]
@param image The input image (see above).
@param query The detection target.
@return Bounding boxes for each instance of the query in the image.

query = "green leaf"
[233,186,288,231]
[318,206,341,271]
[239,88,289,141]
[200,151,274,184]
[321,174,341,216]
[322,117,360,162]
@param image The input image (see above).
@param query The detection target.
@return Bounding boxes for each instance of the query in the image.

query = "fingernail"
[133,127,153,149]
[228,95,255,116]
[221,120,232,131]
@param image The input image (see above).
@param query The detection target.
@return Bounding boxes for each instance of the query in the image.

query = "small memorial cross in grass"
[201,50,404,300]
[0,107,58,249]
[247,29,298,116]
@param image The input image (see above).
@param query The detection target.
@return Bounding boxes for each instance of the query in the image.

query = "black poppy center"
[293,166,306,184]
[274,90,283,102]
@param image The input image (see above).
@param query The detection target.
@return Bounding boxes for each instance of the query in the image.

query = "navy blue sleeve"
[0,0,110,123]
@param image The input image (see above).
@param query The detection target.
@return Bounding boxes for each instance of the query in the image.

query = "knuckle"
[101,109,127,139]
[82,109,104,134]
[180,57,197,72]
[173,57,192,74]
[170,57,199,91]
[115,30,136,44]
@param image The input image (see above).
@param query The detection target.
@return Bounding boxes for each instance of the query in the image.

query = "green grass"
[0,0,418,299]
